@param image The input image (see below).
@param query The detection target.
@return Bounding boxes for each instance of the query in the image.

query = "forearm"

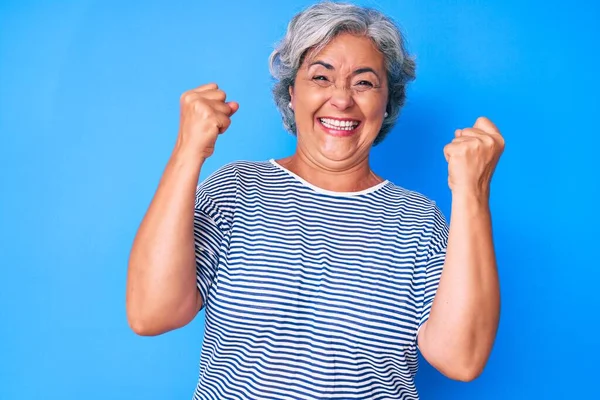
[126,145,205,336]
[420,190,500,380]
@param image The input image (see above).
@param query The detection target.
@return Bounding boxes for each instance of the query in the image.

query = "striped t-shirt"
[192,159,448,400]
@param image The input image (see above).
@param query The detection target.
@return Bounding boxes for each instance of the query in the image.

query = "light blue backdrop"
[1,0,598,399]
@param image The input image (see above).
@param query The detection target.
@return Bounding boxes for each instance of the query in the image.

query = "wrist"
[451,184,490,201]
[451,187,490,210]
[169,145,206,177]
[172,142,206,167]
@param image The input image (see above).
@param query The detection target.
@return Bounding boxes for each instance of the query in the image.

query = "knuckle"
[180,91,198,105]
[180,91,191,104]
[470,137,483,148]
[480,136,494,147]
[192,100,209,114]
[215,90,226,101]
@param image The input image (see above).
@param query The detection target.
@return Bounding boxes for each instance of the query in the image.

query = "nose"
[329,85,355,111]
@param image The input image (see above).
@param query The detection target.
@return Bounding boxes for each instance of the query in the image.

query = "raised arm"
[126,83,238,336]
[418,116,505,380]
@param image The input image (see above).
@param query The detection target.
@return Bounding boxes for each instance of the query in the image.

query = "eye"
[311,75,332,87]
[356,80,374,87]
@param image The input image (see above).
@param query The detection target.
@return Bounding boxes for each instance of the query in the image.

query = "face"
[289,33,388,167]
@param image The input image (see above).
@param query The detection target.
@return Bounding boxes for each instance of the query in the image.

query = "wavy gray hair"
[269,1,416,146]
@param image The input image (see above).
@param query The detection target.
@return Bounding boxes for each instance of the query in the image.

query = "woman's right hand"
[176,83,239,161]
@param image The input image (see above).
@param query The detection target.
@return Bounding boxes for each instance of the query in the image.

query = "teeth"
[319,118,359,130]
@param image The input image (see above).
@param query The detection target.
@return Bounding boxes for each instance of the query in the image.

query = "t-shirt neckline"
[269,158,389,197]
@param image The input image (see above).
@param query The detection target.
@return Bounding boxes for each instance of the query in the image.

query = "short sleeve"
[417,203,449,336]
[194,163,237,311]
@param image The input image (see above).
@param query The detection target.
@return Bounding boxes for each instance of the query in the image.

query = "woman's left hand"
[443,116,505,197]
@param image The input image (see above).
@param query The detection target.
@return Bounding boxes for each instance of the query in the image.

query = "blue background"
[1,0,598,398]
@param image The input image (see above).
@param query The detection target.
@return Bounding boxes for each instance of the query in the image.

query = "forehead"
[303,33,386,72]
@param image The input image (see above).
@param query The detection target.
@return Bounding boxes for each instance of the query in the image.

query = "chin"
[297,126,376,163]
[315,142,362,164]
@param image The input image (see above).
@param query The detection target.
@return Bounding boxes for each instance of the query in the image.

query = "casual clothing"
[192,159,448,400]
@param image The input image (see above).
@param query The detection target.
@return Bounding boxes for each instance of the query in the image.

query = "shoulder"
[382,183,448,250]
[380,181,444,218]
[200,159,269,184]
[227,159,275,179]
[198,159,278,197]
[204,159,273,177]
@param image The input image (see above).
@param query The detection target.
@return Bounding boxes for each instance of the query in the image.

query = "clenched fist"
[176,83,239,161]
[443,116,505,197]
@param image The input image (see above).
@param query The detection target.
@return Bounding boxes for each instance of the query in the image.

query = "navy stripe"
[192,159,448,400]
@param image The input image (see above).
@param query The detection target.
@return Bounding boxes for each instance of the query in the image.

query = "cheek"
[355,100,386,128]
[361,92,387,114]
[294,85,327,113]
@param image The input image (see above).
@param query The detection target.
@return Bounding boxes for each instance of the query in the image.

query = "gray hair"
[269,1,416,145]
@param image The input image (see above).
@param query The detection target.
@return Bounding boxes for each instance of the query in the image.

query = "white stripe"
[192,160,448,400]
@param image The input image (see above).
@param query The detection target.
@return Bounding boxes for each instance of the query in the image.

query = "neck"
[276,150,383,193]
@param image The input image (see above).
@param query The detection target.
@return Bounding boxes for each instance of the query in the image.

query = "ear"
[288,85,294,104]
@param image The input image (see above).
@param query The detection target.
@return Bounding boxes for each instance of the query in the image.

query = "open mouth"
[317,117,361,136]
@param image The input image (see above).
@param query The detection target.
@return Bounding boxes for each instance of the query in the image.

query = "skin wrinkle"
[276,33,388,194]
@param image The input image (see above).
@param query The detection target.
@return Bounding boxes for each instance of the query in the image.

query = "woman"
[126,2,505,399]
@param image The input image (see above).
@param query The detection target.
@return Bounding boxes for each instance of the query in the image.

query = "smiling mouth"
[317,117,361,135]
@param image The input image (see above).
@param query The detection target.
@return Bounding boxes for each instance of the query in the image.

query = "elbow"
[126,294,163,336]
[421,341,487,382]
[419,325,493,383]
[127,314,164,336]
[443,364,484,382]
[125,293,199,336]
[126,306,164,336]
[125,297,168,336]
[432,354,487,382]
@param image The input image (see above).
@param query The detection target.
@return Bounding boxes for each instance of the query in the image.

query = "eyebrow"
[308,60,381,80]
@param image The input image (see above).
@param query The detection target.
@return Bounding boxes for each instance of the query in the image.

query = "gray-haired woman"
[126,1,505,399]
